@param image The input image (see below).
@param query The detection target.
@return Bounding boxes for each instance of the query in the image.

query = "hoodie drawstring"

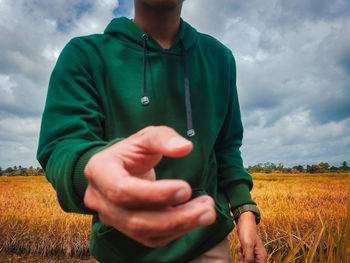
[180,41,195,138]
[140,35,195,138]
[141,34,150,106]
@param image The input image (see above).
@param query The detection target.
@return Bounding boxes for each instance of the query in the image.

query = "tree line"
[0,161,349,176]
[0,166,45,177]
[246,161,350,173]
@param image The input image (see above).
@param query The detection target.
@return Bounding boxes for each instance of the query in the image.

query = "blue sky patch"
[74,2,93,19]
[113,0,133,18]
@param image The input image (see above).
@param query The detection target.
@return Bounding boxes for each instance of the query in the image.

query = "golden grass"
[229,173,350,262]
[1,173,349,262]
[0,176,93,261]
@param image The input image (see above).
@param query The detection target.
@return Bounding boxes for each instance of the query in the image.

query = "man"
[37,0,267,262]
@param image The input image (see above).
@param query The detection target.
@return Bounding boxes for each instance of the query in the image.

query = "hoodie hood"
[104,17,198,53]
[105,17,197,137]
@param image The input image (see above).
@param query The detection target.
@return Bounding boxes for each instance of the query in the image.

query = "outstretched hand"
[83,126,216,247]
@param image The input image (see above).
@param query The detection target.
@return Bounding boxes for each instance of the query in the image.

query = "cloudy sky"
[0,0,349,168]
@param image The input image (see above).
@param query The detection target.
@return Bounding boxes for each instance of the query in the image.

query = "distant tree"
[276,163,284,172]
[19,168,27,176]
[5,167,13,173]
[263,162,276,170]
[317,162,329,172]
[270,163,277,170]
[323,162,329,170]
[37,168,45,176]
[33,167,45,176]
[282,167,292,173]
[293,165,304,173]
[263,162,276,173]
[307,165,318,173]
[306,163,330,173]
[246,164,264,173]
[263,166,272,173]
[330,166,339,172]
[341,161,350,171]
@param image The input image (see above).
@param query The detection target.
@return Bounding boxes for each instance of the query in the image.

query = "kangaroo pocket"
[92,221,152,263]
[91,188,233,263]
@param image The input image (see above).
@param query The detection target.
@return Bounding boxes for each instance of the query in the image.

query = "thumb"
[242,245,255,263]
[237,246,244,263]
[131,126,193,158]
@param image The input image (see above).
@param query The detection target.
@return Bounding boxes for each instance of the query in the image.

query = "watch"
[232,204,261,225]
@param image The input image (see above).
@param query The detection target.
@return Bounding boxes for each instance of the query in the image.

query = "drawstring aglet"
[187,129,195,137]
[141,96,150,106]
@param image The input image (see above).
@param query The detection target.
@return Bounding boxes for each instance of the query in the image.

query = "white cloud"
[70,1,119,36]
[242,109,350,166]
[0,0,119,168]
[0,74,16,101]
[0,0,349,168]
[182,0,350,166]
[0,116,41,167]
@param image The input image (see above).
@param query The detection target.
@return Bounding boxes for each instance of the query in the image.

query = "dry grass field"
[1,173,349,262]
[230,173,350,262]
[0,176,92,262]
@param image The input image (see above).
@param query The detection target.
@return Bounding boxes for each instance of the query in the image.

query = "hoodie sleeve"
[215,54,256,209]
[37,39,118,214]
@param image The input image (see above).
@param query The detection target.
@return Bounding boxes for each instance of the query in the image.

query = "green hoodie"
[37,17,255,263]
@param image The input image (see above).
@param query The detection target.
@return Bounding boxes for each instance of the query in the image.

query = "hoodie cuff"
[73,137,125,212]
[225,182,256,210]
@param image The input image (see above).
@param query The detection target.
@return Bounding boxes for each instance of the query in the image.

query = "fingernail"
[167,137,190,149]
[199,212,214,225]
[175,189,187,201]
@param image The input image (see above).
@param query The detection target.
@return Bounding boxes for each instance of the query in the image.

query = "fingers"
[85,125,195,208]
[238,238,255,263]
[86,155,192,207]
[105,172,193,207]
[255,238,268,263]
[108,126,193,175]
[236,239,267,263]
[236,245,254,263]
[100,195,216,248]
[131,126,193,158]
[242,243,255,263]
[237,246,244,263]
[116,177,192,207]
[127,195,216,234]
[86,181,217,248]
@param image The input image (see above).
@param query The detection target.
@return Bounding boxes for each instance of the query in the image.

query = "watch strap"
[233,204,261,225]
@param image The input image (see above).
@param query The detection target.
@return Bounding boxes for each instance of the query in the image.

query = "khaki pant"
[190,237,233,263]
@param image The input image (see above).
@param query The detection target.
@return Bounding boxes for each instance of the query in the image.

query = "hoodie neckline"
[104,16,197,54]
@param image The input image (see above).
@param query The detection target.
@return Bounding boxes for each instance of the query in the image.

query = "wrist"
[237,211,256,225]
